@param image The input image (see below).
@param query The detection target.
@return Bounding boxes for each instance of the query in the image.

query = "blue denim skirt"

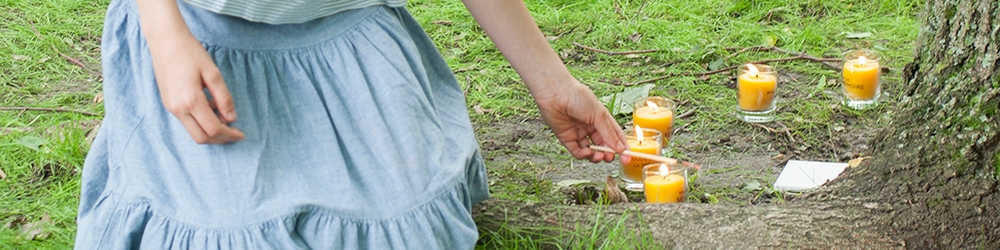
[75,1,489,248]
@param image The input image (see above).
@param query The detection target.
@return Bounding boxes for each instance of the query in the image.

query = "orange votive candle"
[643,164,686,203]
[842,56,880,100]
[633,99,674,145]
[621,128,661,182]
[737,64,777,111]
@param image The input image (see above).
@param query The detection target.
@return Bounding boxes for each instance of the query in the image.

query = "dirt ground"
[472,74,880,205]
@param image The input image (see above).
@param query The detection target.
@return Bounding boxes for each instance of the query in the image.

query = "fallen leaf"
[0,164,6,180]
[12,55,29,61]
[650,67,666,74]
[848,156,869,168]
[5,215,28,230]
[85,122,102,146]
[20,213,51,240]
[763,35,777,46]
[772,153,785,160]
[844,31,873,39]
[17,136,46,151]
[93,92,104,103]
[602,176,628,204]
[628,32,642,43]
[742,180,762,191]
[431,20,452,26]
[598,83,655,115]
[708,58,725,70]
[38,57,50,63]
[545,36,560,41]
[473,104,493,114]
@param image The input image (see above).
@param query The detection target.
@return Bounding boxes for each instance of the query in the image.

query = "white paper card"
[773,160,848,192]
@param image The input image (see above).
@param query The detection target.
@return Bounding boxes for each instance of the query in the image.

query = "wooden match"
[589,145,700,170]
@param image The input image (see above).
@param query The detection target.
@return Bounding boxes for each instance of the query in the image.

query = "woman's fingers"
[190,102,245,144]
[593,112,627,163]
[176,114,223,144]
[202,67,237,123]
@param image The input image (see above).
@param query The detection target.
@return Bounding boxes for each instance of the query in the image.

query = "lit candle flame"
[635,125,644,145]
[858,56,868,65]
[746,63,760,76]
[658,163,669,177]
[646,100,659,110]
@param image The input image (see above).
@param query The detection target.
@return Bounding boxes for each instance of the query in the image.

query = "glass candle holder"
[632,96,675,150]
[735,63,777,123]
[841,49,881,109]
[620,126,662,186]
[642,163,688,203]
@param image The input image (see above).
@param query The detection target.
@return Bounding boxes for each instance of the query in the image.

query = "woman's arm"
[136,0,244,144]
[462,0,627,162]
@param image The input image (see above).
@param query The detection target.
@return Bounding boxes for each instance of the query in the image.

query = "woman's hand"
[138,0,244,144]
[533,81,627,163]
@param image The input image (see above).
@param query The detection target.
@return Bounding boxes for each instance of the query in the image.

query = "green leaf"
[708,58,725,71]
[599,83,655,115]
[742,180,762,191]
[17,136,46,151]
[763,34,777,47]
[844,31,872,39]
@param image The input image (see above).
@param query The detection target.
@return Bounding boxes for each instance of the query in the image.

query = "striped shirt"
[183,0,407,24]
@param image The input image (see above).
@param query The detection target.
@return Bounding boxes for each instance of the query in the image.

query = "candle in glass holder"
[643,163,687,203]
[620,126,661,183]
[841,49,881,109]
[735,63,777,123]
[633,96,674,148]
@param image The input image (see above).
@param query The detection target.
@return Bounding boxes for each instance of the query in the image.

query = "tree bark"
[823,0,1000,247]
[473,0,1000,248]
[475,199,903,249]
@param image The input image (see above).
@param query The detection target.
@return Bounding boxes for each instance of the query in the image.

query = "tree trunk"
[826,0,1000,247]
[473,0,1000,248]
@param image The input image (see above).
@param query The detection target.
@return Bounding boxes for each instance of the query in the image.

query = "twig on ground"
[616,45,898,86]
[452,66,477,74]
[758,8,782,22]
[776,121,796,143]
[752,123,789,133]
[724,46,891,72]
[721,46,840,69]
[629,53,842,86]
[613,2,625,19]
[572,42,659,56]
[29,20,86,69]
[0,107,100,117]
[672,122,690,136]
[753,123,796,143]
[676,109,696,119]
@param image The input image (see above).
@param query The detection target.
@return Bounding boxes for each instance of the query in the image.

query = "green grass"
[2,0,107,248]
[1,0,922,248]
[476,205,662,249]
